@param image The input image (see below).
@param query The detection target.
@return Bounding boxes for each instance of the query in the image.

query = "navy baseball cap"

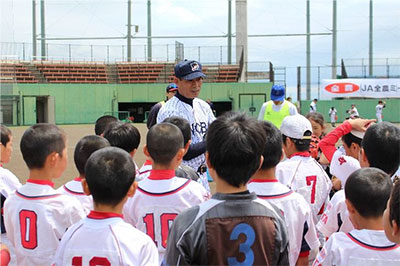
[174,60,206,80]
[270,85,285,101]
[166,83,178,93]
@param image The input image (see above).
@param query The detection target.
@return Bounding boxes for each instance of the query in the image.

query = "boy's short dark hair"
[85,147,135,206]
[207,112,266,187]
[345,167,392,218]
[147,123,184,165]
[20,123,66,169]
[282,132,312,152]
[342,132,362,149]
[362,122,400,176]
[103,122,141,154]
[260,121,282,170]
[389,180,400,226]
[163,116,191,146]
[0,125,12,146]
[74,135,110,175]
[94,115,118,135]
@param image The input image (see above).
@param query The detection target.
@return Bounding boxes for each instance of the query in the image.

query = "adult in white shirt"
[375,100,386,123]
[258,84,298,129]
[310,99,318,112]
[328,107,337,127]
[347,104,359,118]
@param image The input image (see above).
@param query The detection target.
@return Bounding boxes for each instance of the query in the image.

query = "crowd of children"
[1,108,400,265]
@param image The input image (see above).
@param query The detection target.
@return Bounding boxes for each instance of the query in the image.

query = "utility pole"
[32,0,37,60]
[127,0,132,62]
[147,0,152,61]
[332,0,337,78]
[227,0,232,64]
[40,0,46,60]
[369,0,373,76]
[306,0,311,100]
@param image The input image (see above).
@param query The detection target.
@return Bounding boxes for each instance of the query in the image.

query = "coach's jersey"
[330,147,361,186]
[313,229,400,266]
[248,179,320,266]
[4,179,85,266]
[57,177,93,214]
[156,94,215,171]
[53,211,159,266]
[276,152,332,224]
[123,169,210,263]
[317,190,353,238]
[164,192,289,265]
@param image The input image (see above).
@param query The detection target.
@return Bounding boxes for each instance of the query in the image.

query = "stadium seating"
[0,61,240,84]
[35,62,109,84]
[0,63,38,83]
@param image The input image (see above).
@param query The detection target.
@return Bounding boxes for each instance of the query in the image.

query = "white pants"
[376,113,383,123]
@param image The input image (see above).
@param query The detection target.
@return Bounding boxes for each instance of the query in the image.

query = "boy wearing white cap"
[276,115,332,225]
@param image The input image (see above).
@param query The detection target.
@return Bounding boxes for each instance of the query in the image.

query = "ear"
[127,181,138,198]
[129,148,137,158]
[47,152,59,168]
[176,148,185,162]
[280,148,285,161]
[183,140,191,155]
[205,151,212,169]
[258,155,264,170]
[360,148,370,167]
[143,145,150,158]
[173,76,180,85]
[81,178,91,196]
[345,199,356,214]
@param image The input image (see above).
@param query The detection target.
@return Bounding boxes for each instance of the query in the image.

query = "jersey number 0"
[19,210,38,249]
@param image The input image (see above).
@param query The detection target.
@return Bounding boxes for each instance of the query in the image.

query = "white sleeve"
[139,239,159,266]
[316,200,338,238]
[122,197,136,226]
[304,206,320,251]
[156,106,165,124]
[313,237,334,266]
[289,102,298,115]
[258,103,267,120]
[52,222,82,266]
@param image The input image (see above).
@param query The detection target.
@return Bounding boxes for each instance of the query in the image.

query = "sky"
[1,0,399,99]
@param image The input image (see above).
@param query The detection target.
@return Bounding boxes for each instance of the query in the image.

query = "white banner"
[321,79,400,99]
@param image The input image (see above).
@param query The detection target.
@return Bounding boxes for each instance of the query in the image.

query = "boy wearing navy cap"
[146,83,178,129]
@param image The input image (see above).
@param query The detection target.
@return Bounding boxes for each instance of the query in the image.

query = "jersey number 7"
[143,213,177,248]
[306,175,317,204]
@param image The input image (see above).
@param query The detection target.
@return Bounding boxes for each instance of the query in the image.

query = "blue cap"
[270,85,285,101]
[174,60,206,80]
[166,83,178,92]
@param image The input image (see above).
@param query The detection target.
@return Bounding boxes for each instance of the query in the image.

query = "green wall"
[7,82,272,125]
[300,99,400,123]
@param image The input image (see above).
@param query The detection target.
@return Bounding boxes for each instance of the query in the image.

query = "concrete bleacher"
[34,62,108,84]
[0,61,240,84]
[0,63,38,83]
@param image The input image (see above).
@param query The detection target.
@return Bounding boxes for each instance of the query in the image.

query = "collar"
[213,191,256,201]
[249,179,278,183]
[148,169,175,180]
[74,177,83,182]
[175,91,193,106]
[288,151,310,159]
[143,159,152,166]
[27,179,54,188]
[87,210,123,219]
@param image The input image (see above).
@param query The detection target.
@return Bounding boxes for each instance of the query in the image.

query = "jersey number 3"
[19,210,38,249]
[143,213,177,248]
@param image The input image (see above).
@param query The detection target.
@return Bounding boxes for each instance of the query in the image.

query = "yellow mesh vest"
[263,101,291,129]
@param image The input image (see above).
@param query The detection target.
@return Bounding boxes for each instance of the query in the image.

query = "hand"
[348,118,376,132]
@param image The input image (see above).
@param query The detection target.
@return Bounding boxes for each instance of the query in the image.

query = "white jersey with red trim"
[123,169,210,263]
[57,177,93,214]
[0,166,21,198]
[313,229,400,266]
[317,190,353,238]
[330,147,361,186]
[248,179,320,266]
[53,211,159,266]
[276,153,332,224]
[137,160,153,181]
[3,180,85,266]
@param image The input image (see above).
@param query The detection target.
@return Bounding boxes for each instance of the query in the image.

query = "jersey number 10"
[143,213,178,248]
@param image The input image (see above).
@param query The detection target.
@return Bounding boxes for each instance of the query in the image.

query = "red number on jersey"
[72,256,111,266]
[19,210,38,249]
[143,213,178,248]
[160,213,178,248]
[306,175,317,204]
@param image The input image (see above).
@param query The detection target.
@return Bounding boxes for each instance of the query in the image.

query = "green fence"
[300,99,400,123]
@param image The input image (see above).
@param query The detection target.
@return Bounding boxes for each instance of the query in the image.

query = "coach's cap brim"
[183,71,206,81]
